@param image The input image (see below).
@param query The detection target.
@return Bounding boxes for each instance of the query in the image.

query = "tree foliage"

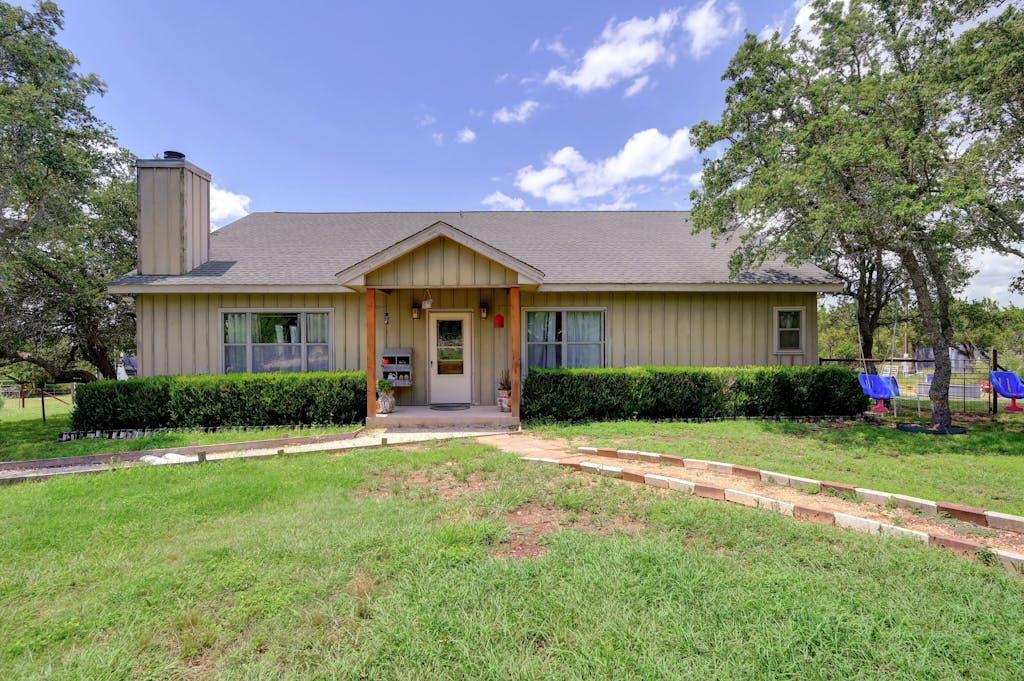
[690,0,1024,427]
[0,2,134,381]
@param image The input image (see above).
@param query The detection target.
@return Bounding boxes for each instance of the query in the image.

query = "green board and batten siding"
[135,290,817,406]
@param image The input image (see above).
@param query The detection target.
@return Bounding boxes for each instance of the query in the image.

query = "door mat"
[430,404,471,411]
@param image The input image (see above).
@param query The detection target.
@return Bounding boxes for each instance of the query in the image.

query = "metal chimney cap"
[163,150,185,160]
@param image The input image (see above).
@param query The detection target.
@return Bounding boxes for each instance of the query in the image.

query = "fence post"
[39,383,46,423]
[992,348,998,415]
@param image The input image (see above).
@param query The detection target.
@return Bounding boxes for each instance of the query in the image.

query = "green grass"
[1,440,1022,679]
[0,399,358,463]
[529,418,1024,514]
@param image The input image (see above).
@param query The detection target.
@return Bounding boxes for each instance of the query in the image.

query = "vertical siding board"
[180,294,195,374]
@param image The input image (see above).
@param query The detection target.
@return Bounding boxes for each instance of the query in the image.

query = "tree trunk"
[898,248,953,429]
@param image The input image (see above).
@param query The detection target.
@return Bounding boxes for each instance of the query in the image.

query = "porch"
[365,404,520,430]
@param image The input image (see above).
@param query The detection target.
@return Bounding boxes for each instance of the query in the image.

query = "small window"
[222,310,332,373]
[775,307,804,353]
[526,310,605,371]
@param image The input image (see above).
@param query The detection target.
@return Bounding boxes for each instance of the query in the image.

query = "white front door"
[428,312,472,404]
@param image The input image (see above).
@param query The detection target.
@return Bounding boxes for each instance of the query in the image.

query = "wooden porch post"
[510,286,521,419]
[366,288,376,418]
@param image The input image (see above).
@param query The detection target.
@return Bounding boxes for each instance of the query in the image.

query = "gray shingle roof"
[110,211,839,289]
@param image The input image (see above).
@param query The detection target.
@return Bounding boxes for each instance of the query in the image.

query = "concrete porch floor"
[365,405,519,430]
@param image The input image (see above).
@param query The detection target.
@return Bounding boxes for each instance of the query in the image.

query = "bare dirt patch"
[493,502,646,560]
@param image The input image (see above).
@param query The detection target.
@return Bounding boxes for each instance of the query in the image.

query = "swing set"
[853,313,1024,417]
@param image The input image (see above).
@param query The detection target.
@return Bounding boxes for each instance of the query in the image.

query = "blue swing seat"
[990,371,1024,399]
[858,373,898,400]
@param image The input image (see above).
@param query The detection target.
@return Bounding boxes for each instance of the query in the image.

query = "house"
[109,153,841,426]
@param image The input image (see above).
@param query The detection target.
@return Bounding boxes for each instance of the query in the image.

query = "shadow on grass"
[753,418,1024,457]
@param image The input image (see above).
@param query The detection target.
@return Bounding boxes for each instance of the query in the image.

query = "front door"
[429,312,472,404]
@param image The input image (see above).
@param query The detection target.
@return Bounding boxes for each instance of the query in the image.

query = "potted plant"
[376,378,396,414]
[496,370,512,412]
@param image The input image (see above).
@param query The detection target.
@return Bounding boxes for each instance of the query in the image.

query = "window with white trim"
[525,310,605,370]
[774,307,804,353]
[222,311,332,373]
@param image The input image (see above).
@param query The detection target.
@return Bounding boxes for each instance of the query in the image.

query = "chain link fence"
[819,356,999,416]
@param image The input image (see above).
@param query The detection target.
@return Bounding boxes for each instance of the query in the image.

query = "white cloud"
[495,72,510,83]
[417,114,436,127]
[624,75,650,97]
[456,127,477,144]
[493,100,540,124]
[965,250,1024,306]
[682,0,743,58]
[529,38,541,53]
[545,10,680,94]
[431,132,444,146]
[514,125,697,205]
[210,184,251,229]
[687,170,704,186]
[546,37,573,61]
[482,191,529,211]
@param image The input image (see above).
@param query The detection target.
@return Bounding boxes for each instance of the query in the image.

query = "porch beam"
[366,288,376,419]
[510,286,521,419]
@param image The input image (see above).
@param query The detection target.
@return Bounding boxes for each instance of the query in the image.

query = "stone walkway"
[0,428,509,484]
[478,433,1024,559]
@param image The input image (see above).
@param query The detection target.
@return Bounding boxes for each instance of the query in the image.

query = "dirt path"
[478,433,1024,556]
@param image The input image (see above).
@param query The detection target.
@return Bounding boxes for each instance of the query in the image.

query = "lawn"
[1,440,1022,679]
[529,417,1024,514]
[0,399,359,463]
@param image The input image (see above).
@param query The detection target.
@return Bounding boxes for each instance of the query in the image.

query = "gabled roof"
[108,211,842,293]
[335,221,544,286]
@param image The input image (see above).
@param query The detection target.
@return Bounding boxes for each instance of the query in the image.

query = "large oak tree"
[690,0,1024,428]
[0,2,135,381]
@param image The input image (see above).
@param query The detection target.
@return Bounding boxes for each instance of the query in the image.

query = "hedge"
[71,372,365,431]
[521,366,869,422]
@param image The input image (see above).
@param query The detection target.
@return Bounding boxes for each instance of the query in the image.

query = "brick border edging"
[0,429,366,473]
[577,447,1024,536]
[522,455,1024,575]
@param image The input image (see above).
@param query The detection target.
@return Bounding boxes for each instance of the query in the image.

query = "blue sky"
[53,0,1022,304]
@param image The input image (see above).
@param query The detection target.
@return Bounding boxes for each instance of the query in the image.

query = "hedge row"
[521,366,869,422]
[71,372,365,431]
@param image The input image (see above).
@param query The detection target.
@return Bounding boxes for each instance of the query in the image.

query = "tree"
[0,1,113,246]
[820,244,906,365]
[690,0,1023,428]
[0,2,133,382]
[0,150,136,381]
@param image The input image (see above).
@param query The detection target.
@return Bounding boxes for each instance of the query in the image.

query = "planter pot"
[496,388,511,413]
[377,393,396,414]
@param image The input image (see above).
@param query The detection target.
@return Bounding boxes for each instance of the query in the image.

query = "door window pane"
[253,345,302,372]
[436,319,464,375]
[224,345,246,373]
[253,313,301,344]
[307,345,330,371]
[224,313,246,343]
[306,313,329,344]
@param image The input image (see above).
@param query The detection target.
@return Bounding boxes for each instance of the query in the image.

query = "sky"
[51,0,1022,305]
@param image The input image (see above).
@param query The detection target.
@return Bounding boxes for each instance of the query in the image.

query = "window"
[774,307,804,353]
[526,310,605,371]
[222,310,332,373]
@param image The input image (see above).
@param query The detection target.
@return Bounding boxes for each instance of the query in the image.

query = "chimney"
[136,151,211,275]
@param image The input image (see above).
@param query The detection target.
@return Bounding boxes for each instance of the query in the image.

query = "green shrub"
[522,365,868,422]
[72,372,366,430]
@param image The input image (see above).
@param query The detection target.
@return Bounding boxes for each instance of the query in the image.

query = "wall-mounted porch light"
[479,301,489,320]
[411,302,421,320]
